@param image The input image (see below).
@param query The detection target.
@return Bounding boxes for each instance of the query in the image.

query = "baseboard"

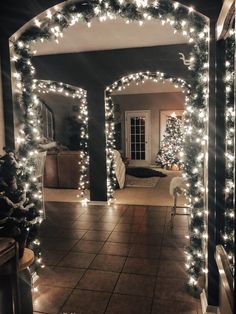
[201,289,220,314]
[88,201,108,205]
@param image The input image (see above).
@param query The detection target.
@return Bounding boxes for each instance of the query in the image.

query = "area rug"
[44,170,186,206]
[125,175,160,188]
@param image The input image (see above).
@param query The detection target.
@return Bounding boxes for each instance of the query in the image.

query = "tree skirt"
[125,175,160,188]
[126,167,166,178]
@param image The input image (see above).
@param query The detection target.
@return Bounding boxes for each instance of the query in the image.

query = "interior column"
[87,86,107,201]
[206,18,219,307]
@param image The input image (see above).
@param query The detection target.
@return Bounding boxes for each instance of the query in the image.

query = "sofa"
[44,151,81,189]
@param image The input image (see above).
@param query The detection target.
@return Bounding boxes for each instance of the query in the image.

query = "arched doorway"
[105,71,190,200]
[9,0,209,292]
[33,79,89,197]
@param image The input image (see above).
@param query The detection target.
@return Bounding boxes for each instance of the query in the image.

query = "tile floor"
[33,202,201,314]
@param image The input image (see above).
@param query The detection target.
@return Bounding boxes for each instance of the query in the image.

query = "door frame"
[125,110,151,166]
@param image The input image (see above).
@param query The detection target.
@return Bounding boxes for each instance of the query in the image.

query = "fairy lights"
[224,29,235,271]
[10,0,209,290]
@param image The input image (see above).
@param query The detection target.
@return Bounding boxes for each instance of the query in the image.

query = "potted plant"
[0,151,34,258]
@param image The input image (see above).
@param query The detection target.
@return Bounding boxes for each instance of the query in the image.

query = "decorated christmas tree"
[0,150,42,259]
[156,113,184,169]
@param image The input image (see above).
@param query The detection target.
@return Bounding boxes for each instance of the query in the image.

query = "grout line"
[103,206,131,313]
[149,206,167,314]
[55,205,129,313]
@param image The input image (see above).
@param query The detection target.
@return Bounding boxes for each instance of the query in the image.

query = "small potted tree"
[0,151,35,258]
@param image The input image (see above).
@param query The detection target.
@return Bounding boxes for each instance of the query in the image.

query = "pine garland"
[224,29,235,272]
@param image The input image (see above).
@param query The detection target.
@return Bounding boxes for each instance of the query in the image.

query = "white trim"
[216,0,235,40]
[201,289,220,314]
[88,201,108,205]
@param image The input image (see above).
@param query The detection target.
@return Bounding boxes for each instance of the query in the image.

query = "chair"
[113,150,126,189]
[33,151,47,219]
[169,176,190,228]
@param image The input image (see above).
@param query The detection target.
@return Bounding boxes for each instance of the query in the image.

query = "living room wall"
[112,91,185,164]
[38,92,83,150]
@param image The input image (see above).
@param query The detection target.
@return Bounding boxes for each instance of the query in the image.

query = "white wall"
[0,56,5,154]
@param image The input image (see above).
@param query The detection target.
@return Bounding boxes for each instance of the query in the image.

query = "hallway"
[33,202,201,314]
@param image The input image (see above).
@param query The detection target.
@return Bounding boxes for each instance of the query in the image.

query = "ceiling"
[112,79,183,95]
[37,92,79,108]
[32,17,188,56]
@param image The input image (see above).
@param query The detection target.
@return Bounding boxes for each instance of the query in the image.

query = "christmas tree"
[156,113,184,169]
[0,151,41,259]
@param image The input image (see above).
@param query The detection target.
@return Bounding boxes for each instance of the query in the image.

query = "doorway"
[125,110,151,166]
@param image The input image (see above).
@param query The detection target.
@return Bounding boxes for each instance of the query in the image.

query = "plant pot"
[18,240,26,258]
[17,227,29,259]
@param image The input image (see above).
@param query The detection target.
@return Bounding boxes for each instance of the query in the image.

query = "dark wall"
[32,44,191,88]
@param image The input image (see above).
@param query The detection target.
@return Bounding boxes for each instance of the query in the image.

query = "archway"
[33,79,89,197]
[105,71,190,199]
[10,0,209,291]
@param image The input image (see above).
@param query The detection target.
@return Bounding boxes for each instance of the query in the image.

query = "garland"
[10,0,209,289]
[224,29,235,271]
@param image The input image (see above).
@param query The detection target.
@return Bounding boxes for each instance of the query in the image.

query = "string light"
[224,29,235,270]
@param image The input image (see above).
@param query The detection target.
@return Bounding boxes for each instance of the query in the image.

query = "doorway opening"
[105,71,189,205]
[10,0,209,291]
[33,79,89,200]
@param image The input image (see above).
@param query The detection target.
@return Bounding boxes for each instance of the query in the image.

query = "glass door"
[125,110,150,166]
